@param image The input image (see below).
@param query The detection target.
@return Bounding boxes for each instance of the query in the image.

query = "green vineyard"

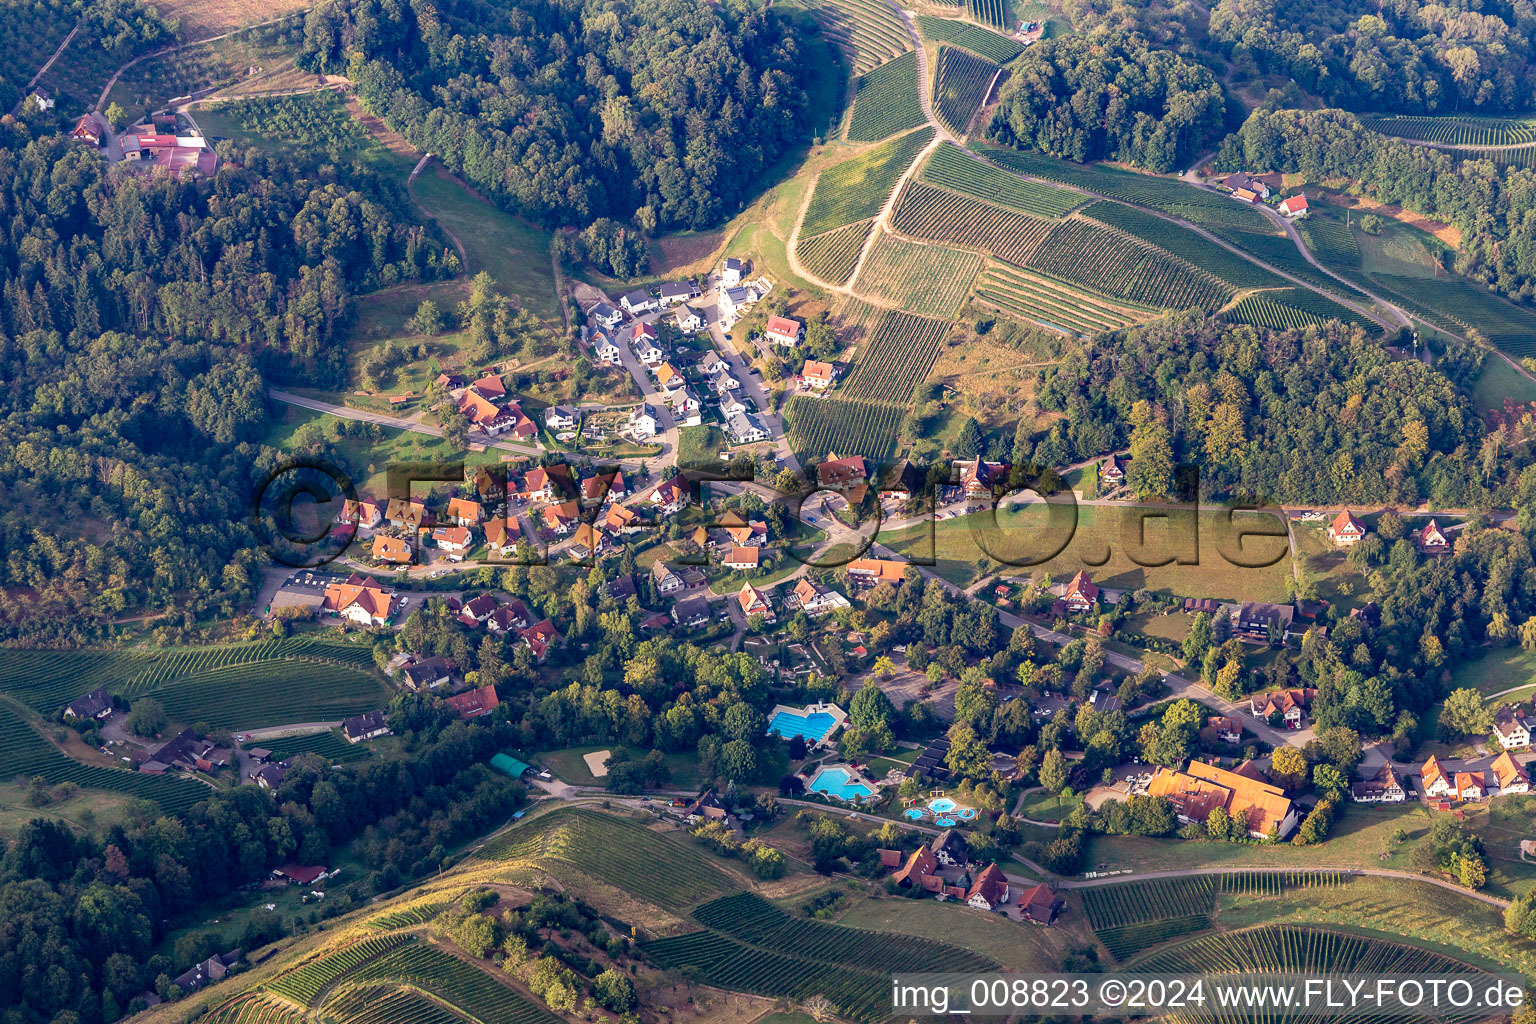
[148,660,388,731]
[1359,114,1536,148]
[1082,201,1286,290]
[967,0,1010,29]
[916,16,1023,62]
[852,233,983,315]
[641,892,999,1023]
[339,942,563,1024]
[200,994,310,1024]
[796,0,913,74]
[783,396,905,462]
[1371,273,1536,357]
[1224,288,1379,333]
[476,807,737,907]
[797,220,875,285]
[1295,216,1360,268]
[1027,219,1234,310]
[976,264,1147,335]
[841,309,952,398]
[268,729,375,765]
[266,934,416,1006]
[847,51,926,142]
[0,699,211,813]
[803,126,935,236]
[922,142,1083,217]
[366,896,453,931]
[890,180,1055,264]
[323,987,461,1024]
[933,45,1000,136]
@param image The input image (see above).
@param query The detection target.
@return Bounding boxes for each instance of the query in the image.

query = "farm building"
[322,574,396,626]
[64,687,113,720]
[1278,195,1309,218]
[342,711,390,743]
[1350,763,1406,803]
[490,753,531,778]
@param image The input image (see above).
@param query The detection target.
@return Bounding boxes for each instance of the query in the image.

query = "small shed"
[491,753,531,778]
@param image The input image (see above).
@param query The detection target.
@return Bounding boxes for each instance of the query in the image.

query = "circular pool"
[957,807,979,820]
[929,797,957,813]
[903,808,926,820]
[935,817,957,827]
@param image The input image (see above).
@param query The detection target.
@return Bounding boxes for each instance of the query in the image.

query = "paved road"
[268,388,544,456]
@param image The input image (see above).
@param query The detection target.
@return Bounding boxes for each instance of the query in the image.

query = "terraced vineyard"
[266,934,416,1006]
[967,0,1010,28]
[476,807,738,907]
[340,942,563,1024]
[916,16,1023,61]
[890,180,1055,264]
[922,142,1083,217]
[847,51,926,142]
[852,234,983,315]
[1082,201,1286,290]
[976,264,1148,334]
[1296,215,1361,268]
[841,309,953,398]
[146,661,387,730]
[268,729,374,765]
[323,987,461,1024]
[1224,289,1380,333]
[1470,146,1536,170]
[933,46,1000,136]
[1360,114,1536,147]
[200,994,310,1024]
[1371,273,1536,356]
[797,219,874,285]
[783,396,905,461]
[803,127,935,236]
[796,0,913,74]
[641,892,999,1022]
[1027,219,1234,310]
[366,894,456,931]
[0,699,211,812]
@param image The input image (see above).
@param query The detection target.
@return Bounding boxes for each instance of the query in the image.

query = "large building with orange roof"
[1147,760,1298,839]
[321,573,396,627]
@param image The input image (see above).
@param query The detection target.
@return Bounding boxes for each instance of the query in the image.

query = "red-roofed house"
[738,582,773,621]
[1017,882,1063,924]
[445,685,500,719]
[432,525,472,558]
[723,545,760,570]
[520,619,559,662]
[1421,755,1453,798]
[766,315,803,347]
[1062,570,1098,612]
[801,360,836,389]
[1278,195,1309,218]
[322,574,396,626]
[817,453,867,490]
[966,863,1011,910]
[1327,509,1366,547]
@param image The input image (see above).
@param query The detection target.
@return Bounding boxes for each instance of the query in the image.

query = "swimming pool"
[929,797,957,813]
[769,709,838,742]
[809,766,873,801]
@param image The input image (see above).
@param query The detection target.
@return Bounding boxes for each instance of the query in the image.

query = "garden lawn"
[1470,355,1536,411]
[1452,647,1536,697]
[1019,790,1083,821]
[536,744,703,790]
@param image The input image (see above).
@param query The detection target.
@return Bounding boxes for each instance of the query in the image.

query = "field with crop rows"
[975,265,1147,334]
[797,220,875,285]
[323,987,460,1024]
[852,234,983,315]
[890,180,1055,263]
[796,0,913,74]
[783,396,905,461]
[266,934,416,1006]
[366,896,453,931]
[1224,288,1379,333]
[1295,216,1360,268]
[803,127,935,236]
[922,142,1083,217]
[933,46,1000,136]
[841,309,953,397]
[0,638,377,715]
[1207,222,1371,298]
[148,660,388,730]
[201,995,310,1024]
[916,16,1023,61]
[476,807,738,907]
[339,942,563,1024]
[847,51,926,142]
[1470,146,1536,170]
[1372,273,1536,357]
[1142,924,1487,981]
[967,0,1010,28]
[1082,201,1286,290]
[1360,114,1536,147]
[269,729,374,765]
[1027,219,1233,310]
[0,699,210,812]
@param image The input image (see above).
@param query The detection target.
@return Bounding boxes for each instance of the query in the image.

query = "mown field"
[846,50,925,142]
[852,234,983,315]
[802,127,935,237]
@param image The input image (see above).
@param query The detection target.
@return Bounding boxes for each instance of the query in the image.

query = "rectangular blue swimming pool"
[768,709,837,742]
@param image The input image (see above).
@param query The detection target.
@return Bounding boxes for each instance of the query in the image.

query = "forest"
[298,0,814,233]
[0,125,454,641]
[1217,106,1536,302]
[1209,0,1536,114]
[986,31,1228,172]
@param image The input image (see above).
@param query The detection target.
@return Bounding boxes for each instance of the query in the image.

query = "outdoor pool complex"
[768,709,838,742]
[809,766,873,801]
[904,795,979,823]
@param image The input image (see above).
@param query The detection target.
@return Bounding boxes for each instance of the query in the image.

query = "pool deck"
[807,761,879,802]
[765,701,848,748]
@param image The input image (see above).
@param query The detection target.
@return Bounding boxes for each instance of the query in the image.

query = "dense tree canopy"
[1210,0,1536,114]
[299,0,813,231]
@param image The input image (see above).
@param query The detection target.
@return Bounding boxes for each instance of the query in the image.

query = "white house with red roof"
[1062,570,1098,612]
[766,315,803,347]
[1278,195,1309,218]
[1327,509,1366,547]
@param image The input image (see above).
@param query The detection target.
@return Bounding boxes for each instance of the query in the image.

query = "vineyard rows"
[890,180,1055,264]
[1360,114,1536,148]
[1224,289,1378,333]
[967,0,1010,28]
[922,142,1082,217]
[269,729,374,765]
[266,934,416,1006]
[1371,273,1536,356]
[933,45,1000,136]
[692,892,996,974]
[852,234,983,315]
[916,16,1022,62]
[976,264,1145,335]
[1082,201,1286,290]
[803,127,935,237]
[797,219,874,286]
[847,51,925,142]
[1027,219,1233,310]
[366,894,457,931]
[1469,146,1536,170]
[797,0,913,74]
[323,987,460,1024]
[146,660,388,730]
[0,699,209,813]
[1140,924,1487,982]
[341,942,562,1024]
[476,807,737,906]
[201,995,310,1024]
[841,309,952,399]
[1296,216,1360,268]
[1208,222,1370,298]
[783,396,904,462]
